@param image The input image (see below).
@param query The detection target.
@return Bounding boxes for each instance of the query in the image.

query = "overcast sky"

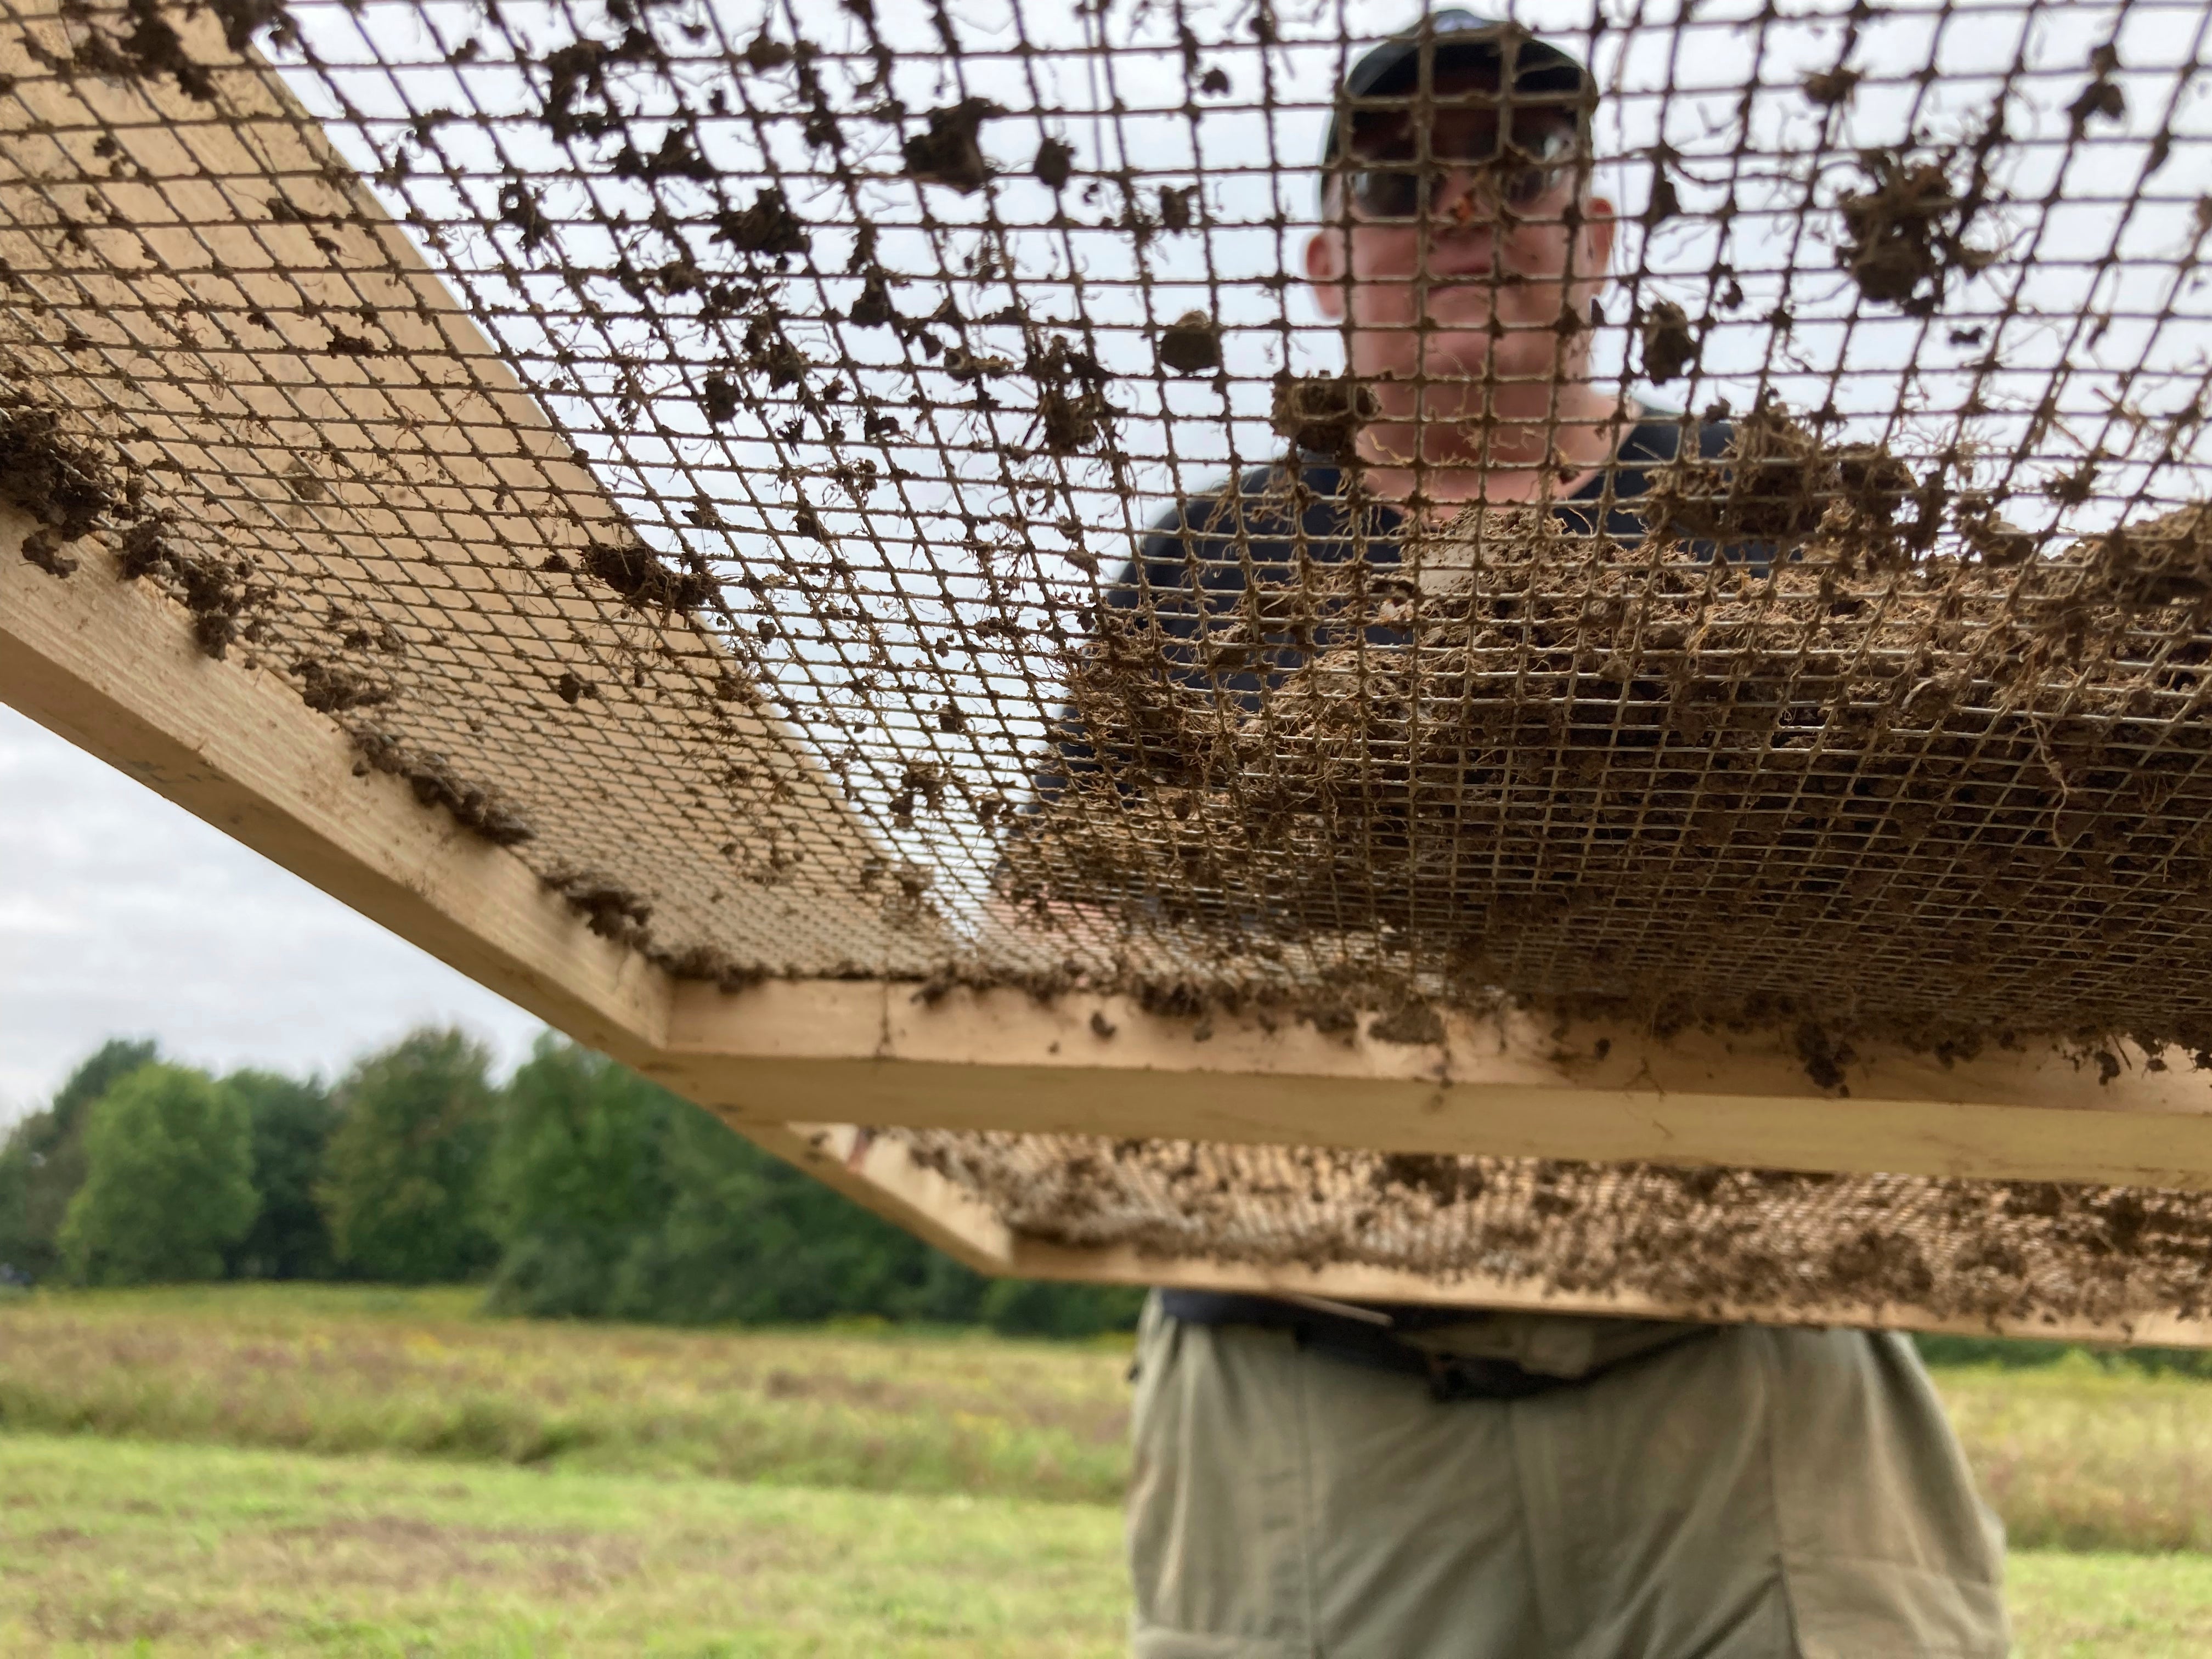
[0,704,546,1124]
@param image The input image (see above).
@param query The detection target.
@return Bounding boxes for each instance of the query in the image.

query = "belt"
[1159,1289,1650,1402]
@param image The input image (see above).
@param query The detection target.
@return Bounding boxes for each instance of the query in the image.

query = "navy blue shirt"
[1050,411,1731,790]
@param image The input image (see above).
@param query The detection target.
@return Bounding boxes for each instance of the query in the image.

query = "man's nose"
[1429,170,1495,232]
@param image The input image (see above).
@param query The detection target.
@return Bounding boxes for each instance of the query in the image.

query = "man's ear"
[1304,227,1347,321]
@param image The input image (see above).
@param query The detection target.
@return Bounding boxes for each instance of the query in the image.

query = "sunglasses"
[1341,113,1582,221]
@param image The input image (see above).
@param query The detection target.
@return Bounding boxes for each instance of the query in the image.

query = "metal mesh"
[902,1131,2212,1331]
[8,0,2212,1314]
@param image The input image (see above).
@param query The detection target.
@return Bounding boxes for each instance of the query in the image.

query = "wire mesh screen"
[8,0,2212,1318]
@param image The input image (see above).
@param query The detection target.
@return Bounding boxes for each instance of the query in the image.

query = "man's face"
[1305,61,1617,405]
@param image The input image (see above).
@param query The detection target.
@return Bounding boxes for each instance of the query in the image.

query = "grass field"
[0,1284,1128,1504]
[5,1286,2212,1654]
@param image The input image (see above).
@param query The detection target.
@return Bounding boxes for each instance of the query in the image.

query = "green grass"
[1933,1357,2212,1551]
[0,1431,1125,1656]
[0,1284,1129,1504]
[11,1285,2212,1652]
[1,1432,2209,1656]
[2009,1555,2212,1657]
[14,1285,2212,1553]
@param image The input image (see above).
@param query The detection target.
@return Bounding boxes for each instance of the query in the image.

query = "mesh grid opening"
[7,0,2212,1327]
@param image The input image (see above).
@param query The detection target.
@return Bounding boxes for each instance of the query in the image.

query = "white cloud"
[0,704,545,1123]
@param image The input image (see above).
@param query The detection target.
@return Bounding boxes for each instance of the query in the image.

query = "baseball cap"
[1321,11,1596,176]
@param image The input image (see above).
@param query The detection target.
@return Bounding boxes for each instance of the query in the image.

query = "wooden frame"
[4,0,2210,1344]
[13,534,2212,1344]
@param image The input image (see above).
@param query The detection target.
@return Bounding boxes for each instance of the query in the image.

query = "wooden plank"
[657,978,2212,1192]
[1007,1238,2212,1348]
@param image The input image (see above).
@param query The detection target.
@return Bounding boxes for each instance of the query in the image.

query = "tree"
[475,1036,1141,1335]
[483,1037,676,1318]
[980,1278,1146,1339]
[223,1070,340,1280]
[607,1097,991,1326]
[0,1037,160,1283]
[317,1028,498,1283]
[57,1063,258,1285]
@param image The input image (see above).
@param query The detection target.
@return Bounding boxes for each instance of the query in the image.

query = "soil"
[1027,336,1113,458]
[1033,137,1075,191]
[896,1128,2212,1325]
[544,871,652,943]
[581,542,716,612]
[1801,66,1860,108]
[353,733,534,846]
[1009,404,2212,1063]
[295,657,389,714]
[713,188,809,260]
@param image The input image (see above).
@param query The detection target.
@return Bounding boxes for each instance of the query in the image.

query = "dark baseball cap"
[1321,11,1596,173]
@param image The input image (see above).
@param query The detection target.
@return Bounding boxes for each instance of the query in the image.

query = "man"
[1103,14,2010,1658]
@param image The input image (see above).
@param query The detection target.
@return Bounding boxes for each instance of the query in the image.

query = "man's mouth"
[1420,249,1498,281]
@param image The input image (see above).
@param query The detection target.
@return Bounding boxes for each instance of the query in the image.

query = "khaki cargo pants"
[1126,1296,2007,1657]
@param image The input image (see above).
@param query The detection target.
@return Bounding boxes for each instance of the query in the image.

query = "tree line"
[0,1030,1142,1337]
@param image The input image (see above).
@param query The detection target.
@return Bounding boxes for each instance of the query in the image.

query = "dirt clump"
[162,546,272,658]
[903,99,1003,194]
[105,499,274,659]
[357,732,534,846]
[1367,1000,1445,1046]
[713,188,809,261]
[1156,311,1222,376]
[1034,137,1076,191]
[1642,399,1942,567]
[581,542,715,613]
[0,385,280,656]
[1028,336,1114,457]
[651,942,769,991]
[208,0,296,52]
[1271,371,1376,463]
[0,391,121,575]
[1801,66,1860,108]
[2068,46,2127,134]
[2081,505,2212,609]
[295,657,390,713]
[1638,301,1699,383]
[44,0,221,104]
[546,871,653,943]
[1836,149,1997,314]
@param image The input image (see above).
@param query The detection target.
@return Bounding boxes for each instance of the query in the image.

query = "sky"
[0,703,546,1124]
